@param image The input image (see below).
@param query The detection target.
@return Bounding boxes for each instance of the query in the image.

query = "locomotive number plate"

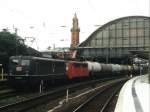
[16,67,22,71]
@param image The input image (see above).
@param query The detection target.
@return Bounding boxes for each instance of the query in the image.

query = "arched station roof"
[79,16,149,47]
[77,16,150,62]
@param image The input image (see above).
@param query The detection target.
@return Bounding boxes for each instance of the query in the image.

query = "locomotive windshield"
[11,59,19,65]
[11,59,30,66]
[21,60,30,66]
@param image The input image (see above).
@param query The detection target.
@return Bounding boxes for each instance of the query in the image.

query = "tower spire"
[70,13,80,49]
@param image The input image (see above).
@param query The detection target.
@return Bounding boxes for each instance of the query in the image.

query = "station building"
[76,16,150,64]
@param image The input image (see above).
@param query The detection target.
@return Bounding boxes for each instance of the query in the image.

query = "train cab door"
[35,61,39,75]
[52,62,55,74]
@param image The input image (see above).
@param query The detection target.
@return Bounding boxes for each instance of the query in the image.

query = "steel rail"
[72,80,125,112]
[100,84,122,112]
[0,77,118,112]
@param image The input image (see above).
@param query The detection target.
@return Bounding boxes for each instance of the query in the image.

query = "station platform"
[115,74,150,112]
[0,74,7,81]
[0,79,7,82]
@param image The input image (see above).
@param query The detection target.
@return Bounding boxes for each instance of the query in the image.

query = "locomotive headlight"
[66,63,69,71]
[25,71,29,76]
[66,66,68,71]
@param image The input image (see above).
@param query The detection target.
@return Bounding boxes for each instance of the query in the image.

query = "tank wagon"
[86,62,133,77]
[8,56,141,86]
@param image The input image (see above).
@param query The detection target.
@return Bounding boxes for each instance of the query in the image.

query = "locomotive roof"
[68,60,87,64]
[10,56,66,62]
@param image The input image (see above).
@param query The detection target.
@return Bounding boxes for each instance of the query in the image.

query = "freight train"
[7,56,141,87]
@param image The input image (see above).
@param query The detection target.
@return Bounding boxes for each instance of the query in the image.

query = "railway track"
[0,80,17,100]
[72,80,124,112]
[48,77,127,112]
[0,89,16,99]
[0,77,122,112]
[0,79,8,88]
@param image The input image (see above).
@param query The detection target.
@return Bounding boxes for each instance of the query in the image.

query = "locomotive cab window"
[74,63,81,67]
[11,59,19,64]
[21,60,30,66]
[82,63,88,67]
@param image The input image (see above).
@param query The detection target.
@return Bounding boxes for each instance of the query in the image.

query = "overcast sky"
[0,0,149,51]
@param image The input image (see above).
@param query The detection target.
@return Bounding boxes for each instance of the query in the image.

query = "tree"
[0,29,28,55]
[0,29,28,72]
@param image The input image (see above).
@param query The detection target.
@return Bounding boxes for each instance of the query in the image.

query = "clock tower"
[70,13,80,49]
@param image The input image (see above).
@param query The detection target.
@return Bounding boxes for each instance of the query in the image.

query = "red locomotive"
[66,61,89,79]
